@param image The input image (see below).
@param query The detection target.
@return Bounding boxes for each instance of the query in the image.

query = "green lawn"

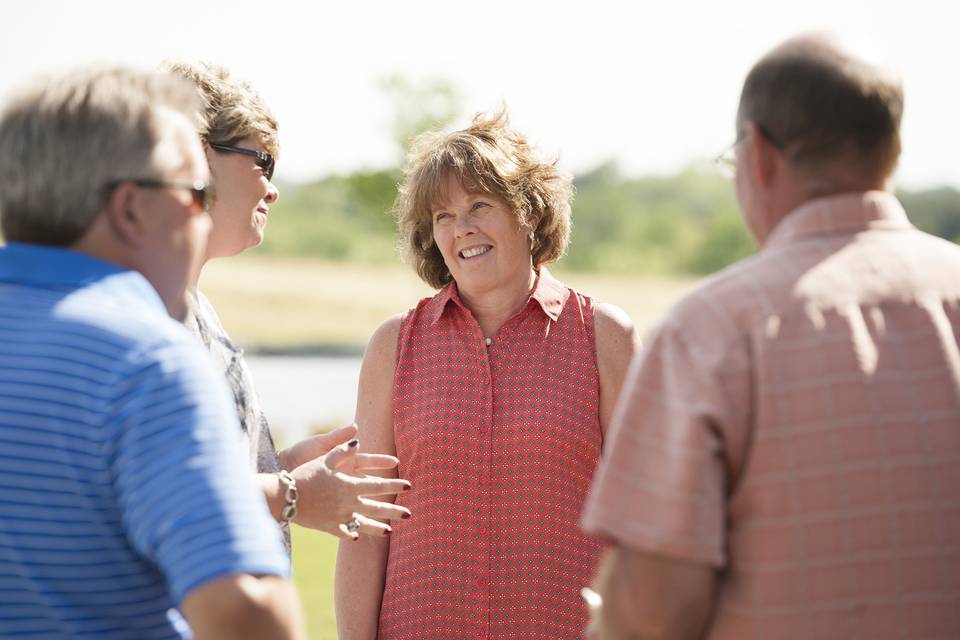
[292,525,340,639]
[200,255,699,348]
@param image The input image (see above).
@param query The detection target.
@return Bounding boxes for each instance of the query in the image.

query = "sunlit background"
[4,2,958,636]
[4,0,959,187]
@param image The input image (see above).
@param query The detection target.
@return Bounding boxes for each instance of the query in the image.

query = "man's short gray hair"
[737,34,903,181]
[0,66,201,245]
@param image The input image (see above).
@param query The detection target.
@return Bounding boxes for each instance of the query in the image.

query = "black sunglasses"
[209,143,276,181]
[105,179,212,211]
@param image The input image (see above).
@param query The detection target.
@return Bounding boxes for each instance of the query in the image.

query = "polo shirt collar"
[0,241,166,311]
[427,267,570,325]
[766,190,912,249]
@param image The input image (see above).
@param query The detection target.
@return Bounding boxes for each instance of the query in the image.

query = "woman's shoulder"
[361,312,404,369]
[548,273,631,336]
[592,300,641,363]
[394,286,453,330]
[370,313,404,344]
[592,301,636,337]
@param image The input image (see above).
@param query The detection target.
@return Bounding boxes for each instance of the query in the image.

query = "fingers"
[312,424,358,451]
[348,475,412,498]
[322,437,360,470]
[354,513,392,537]
[329,520,360,541]
[583,619,599,640]
[338,513,391,539]
[351,453,400,471]
[279,424,358,470]
[290,448,410,538]
[581,588,603,639]
[356,497,411,522]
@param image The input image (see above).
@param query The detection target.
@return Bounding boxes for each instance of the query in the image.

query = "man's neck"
[760,169,889,246]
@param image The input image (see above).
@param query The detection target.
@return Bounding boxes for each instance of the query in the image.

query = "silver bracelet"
[277,470,299,524]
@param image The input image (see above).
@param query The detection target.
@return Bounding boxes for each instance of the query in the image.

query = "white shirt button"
[484,337,493,346]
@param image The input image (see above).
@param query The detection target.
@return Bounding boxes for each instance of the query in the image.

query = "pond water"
[245,355,363,446]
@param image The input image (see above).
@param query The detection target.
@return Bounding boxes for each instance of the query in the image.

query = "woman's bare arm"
[334,315,403,640]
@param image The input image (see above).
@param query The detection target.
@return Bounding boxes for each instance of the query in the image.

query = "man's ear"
[102,183,147,247]
[745,122,780,188]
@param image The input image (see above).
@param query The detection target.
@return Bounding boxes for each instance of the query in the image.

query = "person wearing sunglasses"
[0,65,305,639]
[165,61,412,551]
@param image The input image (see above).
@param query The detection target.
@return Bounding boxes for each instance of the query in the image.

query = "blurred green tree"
[898,187,960,243]
[261,75,464,261]
[379,74,462,159]
[257,76,958,275]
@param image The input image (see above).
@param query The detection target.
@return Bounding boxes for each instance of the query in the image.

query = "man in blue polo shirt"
[0,67,305,638]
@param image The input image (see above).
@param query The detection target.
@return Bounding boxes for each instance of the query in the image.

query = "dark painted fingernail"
[401,512,411,519]
[403,483,412,491]
[383,528,392,536]
[348,439,359,448]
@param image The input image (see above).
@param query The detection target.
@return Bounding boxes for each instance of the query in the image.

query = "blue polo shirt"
[0,242,289,639]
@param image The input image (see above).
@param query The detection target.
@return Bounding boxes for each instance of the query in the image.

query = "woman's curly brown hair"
[163,61,279,157]
[395,109,573,289]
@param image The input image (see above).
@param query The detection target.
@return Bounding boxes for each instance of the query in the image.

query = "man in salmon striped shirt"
[583,33,960,640]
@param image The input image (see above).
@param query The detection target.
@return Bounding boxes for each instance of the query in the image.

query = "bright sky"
[3,0,958,189]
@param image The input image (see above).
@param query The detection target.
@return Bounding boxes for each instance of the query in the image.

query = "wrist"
[276,470,299,525]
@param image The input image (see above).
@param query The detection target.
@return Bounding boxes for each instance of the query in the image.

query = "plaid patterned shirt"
[583,191,960,639]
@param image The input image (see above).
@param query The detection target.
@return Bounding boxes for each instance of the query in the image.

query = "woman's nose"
[264,179,279,204]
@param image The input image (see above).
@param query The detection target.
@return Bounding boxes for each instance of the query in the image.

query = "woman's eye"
[434,212,450,223]
[472,201,490,212]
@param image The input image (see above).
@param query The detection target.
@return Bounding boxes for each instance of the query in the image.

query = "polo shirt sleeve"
[582,320,738,568]
[108,337,289,604]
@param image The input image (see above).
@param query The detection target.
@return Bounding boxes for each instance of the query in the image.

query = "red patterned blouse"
[378,269,604,639]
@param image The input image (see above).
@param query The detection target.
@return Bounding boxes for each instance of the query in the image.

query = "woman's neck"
[189,247,221,290]
[458,268,537,338]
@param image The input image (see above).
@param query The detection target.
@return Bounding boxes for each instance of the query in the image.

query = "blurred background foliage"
[264,168,960,276]
[1,76,952,274]
[259,77,960,278]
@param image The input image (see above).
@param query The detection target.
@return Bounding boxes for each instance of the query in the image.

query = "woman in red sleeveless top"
[335,110,639,640]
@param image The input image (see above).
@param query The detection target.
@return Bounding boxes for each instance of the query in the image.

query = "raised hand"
[279,425,411,539]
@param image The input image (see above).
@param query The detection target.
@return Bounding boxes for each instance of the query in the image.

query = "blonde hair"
[395,109,573,289]
[164,61,279,157]
[0,66,200,245]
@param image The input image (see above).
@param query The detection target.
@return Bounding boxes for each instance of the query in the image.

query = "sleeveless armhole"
[580,292,601,392]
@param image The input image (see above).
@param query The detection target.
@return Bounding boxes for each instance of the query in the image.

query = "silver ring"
[345,518,360,534]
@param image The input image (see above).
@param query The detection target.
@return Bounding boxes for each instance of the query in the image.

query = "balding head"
[737,33,903,184]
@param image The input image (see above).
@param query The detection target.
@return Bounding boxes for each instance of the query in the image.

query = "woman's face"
[203,136,278,260]
[431,173,532,295]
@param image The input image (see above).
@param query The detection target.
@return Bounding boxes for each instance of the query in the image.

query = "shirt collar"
[528,267,569,321]
[0,241,166,311]
[427,266,570,325]
[766,190,912,249]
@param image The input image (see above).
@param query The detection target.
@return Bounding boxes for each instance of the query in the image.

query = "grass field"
[291,526,340,639]
[199,254,699,348]
[200,255,699,638]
